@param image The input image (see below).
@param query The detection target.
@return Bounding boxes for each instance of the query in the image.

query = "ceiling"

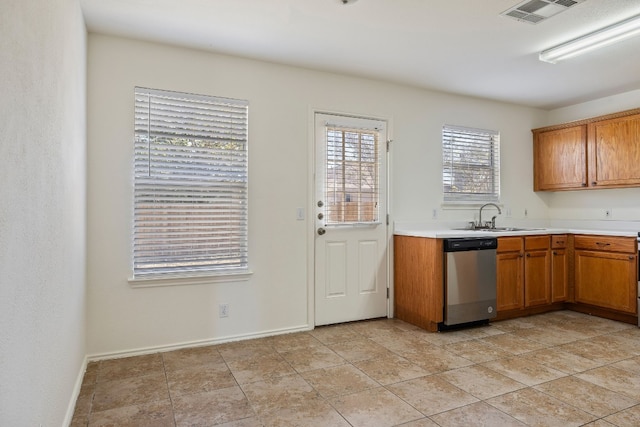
[80,0,640,110]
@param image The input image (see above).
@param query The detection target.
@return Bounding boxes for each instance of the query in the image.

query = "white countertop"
[394,224,639,239]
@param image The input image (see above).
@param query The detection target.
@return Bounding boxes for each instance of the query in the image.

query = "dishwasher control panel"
[444,237,497,252]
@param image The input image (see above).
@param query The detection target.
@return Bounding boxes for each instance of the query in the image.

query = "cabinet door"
[524,249,551,307]
[533,125,587,191]
[575,250,637,314]
[551,249,568,302]
[588,114,640,187]
[497,252,524,311]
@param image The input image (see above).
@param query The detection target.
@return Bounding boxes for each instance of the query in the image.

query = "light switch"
[296,207,305,220]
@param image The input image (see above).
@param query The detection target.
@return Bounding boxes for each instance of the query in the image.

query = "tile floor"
[71,310,640,426]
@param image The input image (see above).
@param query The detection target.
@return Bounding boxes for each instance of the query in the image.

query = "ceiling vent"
[501,0,586,24]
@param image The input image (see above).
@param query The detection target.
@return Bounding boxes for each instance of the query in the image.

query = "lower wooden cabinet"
[394,233,638,331]
[393,235,442,331]
[524,236,551,307]
[574,235,637,315]
[551,235,569,302]
[497,247,524,311]
[496,235,551,312]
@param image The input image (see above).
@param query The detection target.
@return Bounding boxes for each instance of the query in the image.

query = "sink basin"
[453,227,544,232]
[485,227,543,232]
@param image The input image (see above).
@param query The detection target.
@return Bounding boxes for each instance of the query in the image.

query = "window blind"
[133,87,249,277]
[442,125,500,202]
[324,125,380,224]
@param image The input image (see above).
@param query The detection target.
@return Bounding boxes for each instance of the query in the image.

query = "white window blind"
[324,125,380,224]
[442,125,500,203]
[133,87,248,277]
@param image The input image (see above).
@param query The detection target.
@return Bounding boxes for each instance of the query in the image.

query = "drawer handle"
[595,242,610,246]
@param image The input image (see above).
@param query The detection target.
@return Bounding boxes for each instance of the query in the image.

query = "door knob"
[317,201,324,207]
[317,228,326,236]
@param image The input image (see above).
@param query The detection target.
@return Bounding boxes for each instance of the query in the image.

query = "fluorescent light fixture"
[540,13,640,63]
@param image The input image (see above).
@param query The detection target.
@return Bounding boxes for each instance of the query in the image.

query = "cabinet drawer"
[498,237,523,253]
[525,235,550,251]
[574,235,636,253]
[551,234,568,249]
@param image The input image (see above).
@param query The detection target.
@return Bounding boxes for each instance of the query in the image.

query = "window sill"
[128,270,253,288]
[441,201,502,209]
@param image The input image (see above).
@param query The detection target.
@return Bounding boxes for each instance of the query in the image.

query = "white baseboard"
[87,323,313,362]
[63,354,88,427]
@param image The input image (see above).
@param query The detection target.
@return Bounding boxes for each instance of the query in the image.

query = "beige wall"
[86,34,548,357]
[545,90,640,227]
[0,0,87,425]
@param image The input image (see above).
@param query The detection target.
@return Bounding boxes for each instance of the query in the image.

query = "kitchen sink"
[453,227,544,232]
[485,227,543,232]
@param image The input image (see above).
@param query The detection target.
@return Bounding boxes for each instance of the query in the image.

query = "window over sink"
[442,124,501,203]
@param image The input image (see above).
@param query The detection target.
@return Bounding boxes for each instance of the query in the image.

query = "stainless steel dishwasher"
[441,237,497,330]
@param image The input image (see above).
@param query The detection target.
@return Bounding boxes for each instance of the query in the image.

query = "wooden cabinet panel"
[525,249,551,307]
[551,248,569,302]
[497,237,523,253]
[525,235,550,251]
[393,236,443,331]
[574,235,636,253]
[588,114,640,188]
[497,251,524,311]
[551,234,569,302]
[533,125,586,191]
[575,250,637,314]
[551,234,568,249]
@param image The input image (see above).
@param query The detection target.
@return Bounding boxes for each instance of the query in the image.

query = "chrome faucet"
[478,203,502,229]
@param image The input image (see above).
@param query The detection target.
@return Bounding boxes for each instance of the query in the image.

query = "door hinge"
[386,139,392,152]
[386,214,389,225]
[386,287,389,299]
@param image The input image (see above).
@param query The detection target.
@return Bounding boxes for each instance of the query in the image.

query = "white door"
[314,113,388,326]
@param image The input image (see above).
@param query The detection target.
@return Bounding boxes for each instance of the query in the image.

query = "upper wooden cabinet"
[588,114,640,188]
[533,125,587,191]
[533,108,640,192]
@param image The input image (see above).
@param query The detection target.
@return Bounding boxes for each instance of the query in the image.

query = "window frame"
[129,87,251,287]
[442,124,501,205]
[323,124,381,226]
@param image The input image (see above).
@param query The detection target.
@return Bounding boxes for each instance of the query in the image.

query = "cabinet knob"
[553,251,557,255]
[592,181,597,185]
[630,255,635,260]
[582,183,587,187]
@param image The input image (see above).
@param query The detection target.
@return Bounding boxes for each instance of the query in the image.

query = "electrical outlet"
[219,304,229,318]
[432,208,438,219]
[524,208,528,217]
[505,205,512,218]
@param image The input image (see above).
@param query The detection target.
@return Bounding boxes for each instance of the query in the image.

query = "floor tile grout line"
[160,352,178,427]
